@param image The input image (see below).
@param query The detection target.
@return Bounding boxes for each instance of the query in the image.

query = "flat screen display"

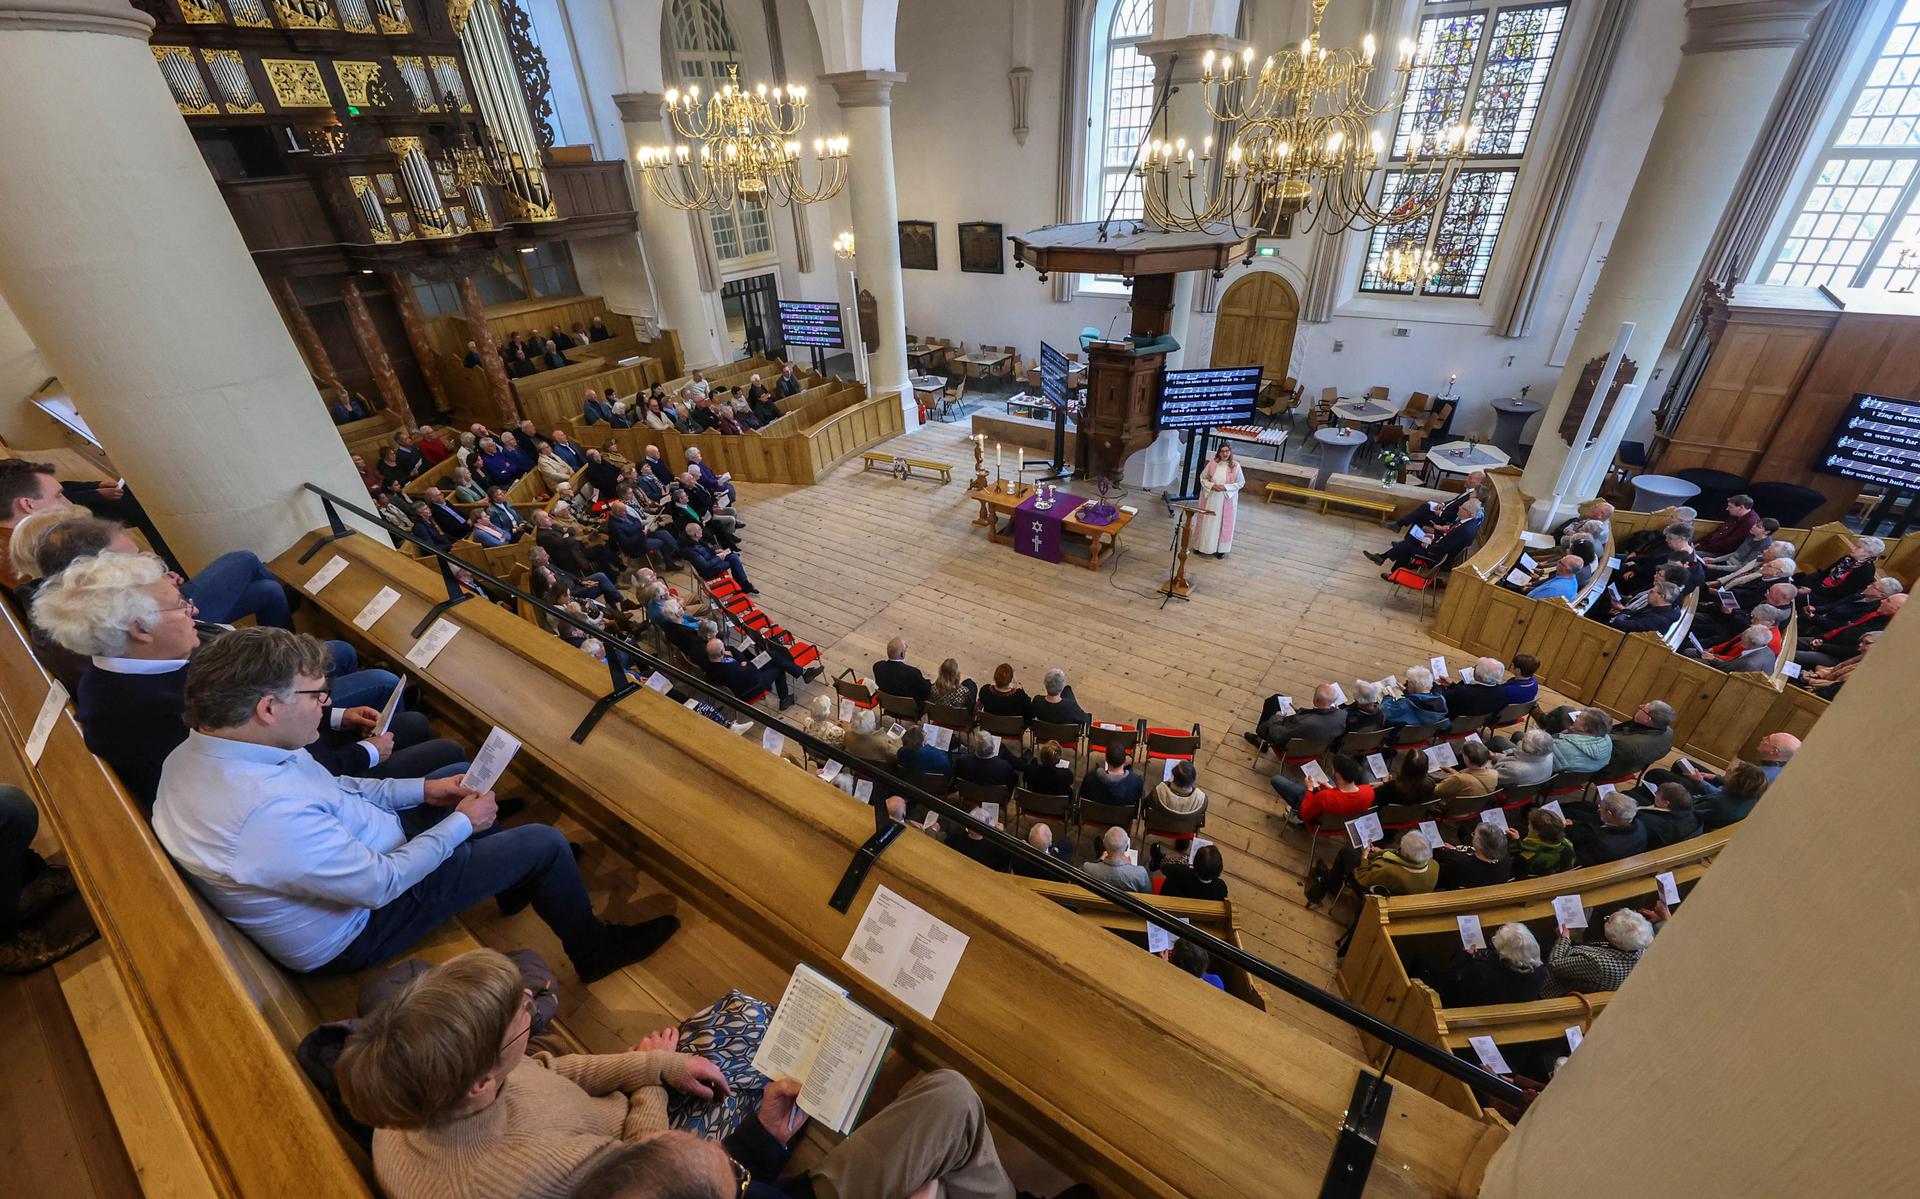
[1817,392,1920,489]
[1157,365,1261,430]
[1039,341,1070,406]
[777,300,845,349]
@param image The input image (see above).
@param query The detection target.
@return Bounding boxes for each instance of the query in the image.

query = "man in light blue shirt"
[153,628,677,979]
[1526,555,1583,602]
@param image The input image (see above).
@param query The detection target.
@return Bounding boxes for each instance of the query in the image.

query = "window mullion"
[1855,152,1920,285]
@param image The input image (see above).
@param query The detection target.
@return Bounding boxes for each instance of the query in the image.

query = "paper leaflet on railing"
[842,885,968,1020]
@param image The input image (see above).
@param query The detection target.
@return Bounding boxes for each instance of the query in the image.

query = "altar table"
[966,483,1133,570]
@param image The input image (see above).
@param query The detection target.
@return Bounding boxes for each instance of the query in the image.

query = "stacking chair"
[1388,722,1440,755]
[1367,385,1391,402]
[1486,702,1534,734]
[1142,723,1201,774]
[1271,736,1335,784]
[1436,714,1488,746]
[1398,391,1432,423]
[956,775,1015,812]
[1012,785,1072,842]
[877,690,922,721]
[1500,781,1546,821]
[1436,790,1500,845]
[1335,727,1394,778]
[925,701,974,733]
[1075,796,1142,861]
[1030,718,1088,771]
[1140,791,1206,855]
[977,710,1028,743]
[833,671,878,710]
[1086,720,1141,767]
[1543,770,1595,804]
[1376,803,1436,839]
[941,378,968,414]
[1306,812,1351,875]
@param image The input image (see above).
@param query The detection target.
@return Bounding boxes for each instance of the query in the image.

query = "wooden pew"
[0,601,378,1198]
[335,407,409,464]
[1389,985,1613,1120]
[1008,877,1267,1011]
[1513,597,1623,705]
[273,533,1503,1198]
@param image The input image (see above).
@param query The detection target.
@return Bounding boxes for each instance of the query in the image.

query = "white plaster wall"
[0,293,56,446]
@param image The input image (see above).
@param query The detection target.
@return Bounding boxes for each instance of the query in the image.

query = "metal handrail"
[302,482,1527,1107]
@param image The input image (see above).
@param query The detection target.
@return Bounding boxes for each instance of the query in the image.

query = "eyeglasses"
[726,1156,751,1198]
[156,598,198,615]
[289,688,331,705]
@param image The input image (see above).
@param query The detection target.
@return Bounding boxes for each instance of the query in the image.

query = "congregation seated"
[1691,761,1770,831]
[1279,752,1374,823]
[1149,760,1207,820]
[1638,782,1703,848]
[1503,653,1541,706]
[1525,555,1582,601]
[1613,524,1703,600]
[1393,470,1485,533]
[1700,515,1778,578]
[1019,740,1075,794]
[1563,791,1649,865]
[1544,908,1655,997]
[1547,499,1614,543]
[1353,830,1438,896]
[948,806,1013,872]
[1435,822,1515,891]
[1430,922,1547,1007]
[1795,592,1904,669]
[1693,493,1762,560]
[1154,842,1228,900]
[1706,624,1779,674]
[1492,729,1556,788]
[1647,731,1798,795]
[1603,700,1675,778]
[1436,740,1498,800]
[1550,708,1614,773]
[952,730,1016,788]
[1165,938,1227,991]
[872,637,931,708]
[684,447,735,506]
[703,636,797,709]
[1343,680,1388,732]
[682,523,757,594]
[1712,536,1796,586]
[1437,657,1510,719]
[32,551,467,806]
[1028,667,1088,726]
[335,947,729,1199]
[1690,573,1797,649]
[1799,573,1901,626]
[978,662,1029,718]
[1247,681,1345,753]
[1794,535,1883,603]
[1364,496,1484,575]
[1383,667,1448,727]
[1510,807,1576,877]
[843,708,897,765]
[927,657,975,710]
[1374,749,1439,809]
[1605,579,1683,634]
[1012,823,1072,877]
[775,362,805,398]
[149,628,676,979]
[896,725,952,780]
[471,512,523,548]
[802,695,847,753]
[1079,827,1150,893]
[1078,743,1144,808]
[1797,630,1879,697]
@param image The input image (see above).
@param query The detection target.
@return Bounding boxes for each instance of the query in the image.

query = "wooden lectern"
[1164,503,1207,601]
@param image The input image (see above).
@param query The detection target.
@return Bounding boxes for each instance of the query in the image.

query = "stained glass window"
[1766,1,1920,290]
[1362,1,1568,299]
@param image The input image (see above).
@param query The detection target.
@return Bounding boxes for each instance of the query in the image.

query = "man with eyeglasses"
[152,629,675,980]
[32,546,464,807]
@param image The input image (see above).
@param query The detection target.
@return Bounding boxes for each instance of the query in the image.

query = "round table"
[1628,473,1701,513]
[1487,397,1544,458]
[1312,428,1368,488]
[1332,400,1396,427]
[1424,441,1512,482]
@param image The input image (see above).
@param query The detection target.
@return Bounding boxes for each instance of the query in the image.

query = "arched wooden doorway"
[1210,272,1299,382]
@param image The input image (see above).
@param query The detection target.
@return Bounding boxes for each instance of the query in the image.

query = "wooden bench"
[1263,480,1397,518]
[861,451,953,483]
[276,533,1503,1196]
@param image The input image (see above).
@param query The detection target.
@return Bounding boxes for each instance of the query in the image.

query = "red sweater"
[1301,783,1376,823]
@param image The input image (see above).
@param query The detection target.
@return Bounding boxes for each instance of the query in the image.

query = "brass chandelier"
[1376,240,1440,288]
[636,65,849,213]
[1137,0,1477,235]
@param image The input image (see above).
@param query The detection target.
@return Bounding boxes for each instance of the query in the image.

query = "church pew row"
[0,599,378,1197]
[273,531,1504,1199]
[1429,472,1529,648]
[1334,831,1728,1117]
[1387,985,1613,1122]
[517,359,665,435]
[1007,877,1267,1011]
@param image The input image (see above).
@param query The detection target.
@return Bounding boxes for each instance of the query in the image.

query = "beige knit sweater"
[372,1049,696,1199]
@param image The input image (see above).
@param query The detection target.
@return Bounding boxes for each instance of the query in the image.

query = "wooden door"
[1211,272,1299,378]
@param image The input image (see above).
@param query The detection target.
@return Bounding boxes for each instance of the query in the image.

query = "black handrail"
[302,482,1527,1107]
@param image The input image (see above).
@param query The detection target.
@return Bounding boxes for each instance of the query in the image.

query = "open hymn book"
[750,963,894,1134]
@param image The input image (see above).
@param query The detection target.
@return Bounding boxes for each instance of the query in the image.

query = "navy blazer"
[583,398,614,426]
[549,440,585,470]
[425,502,469,539]
[1609,604,1681,634]
[604,512,650,554]
[1422,516,1484,562]
[706,654,770,701]
[685,540,734,579]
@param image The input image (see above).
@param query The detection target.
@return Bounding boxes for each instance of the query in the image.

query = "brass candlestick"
[969,433,990,491]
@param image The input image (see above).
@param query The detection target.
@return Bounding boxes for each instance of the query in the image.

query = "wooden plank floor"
[695,414,1491,1056]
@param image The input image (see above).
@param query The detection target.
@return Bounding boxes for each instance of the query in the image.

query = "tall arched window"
[1080,0,1154,292]
[667,0,773,261]
[1765,1,1920,290]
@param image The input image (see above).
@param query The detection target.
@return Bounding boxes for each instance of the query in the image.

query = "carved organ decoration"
[333,61,392,109]
[496,0,553,149]
[372,0,410,35]
[154,46,219,115]
[272,0,339,31]
[203,49,263,114]
[460,0,556,220]
[389,135,453,237]
[262,58,332,107]
[430,56,471,112]
[351,176,396,243]
[225,0,272,26]
[175,0,224,24]
[333,0,377,34]
[392,57,440,112]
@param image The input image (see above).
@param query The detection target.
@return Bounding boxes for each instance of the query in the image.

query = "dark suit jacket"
[584,399,614,426]
[605,513,651,555]
[423,502,469,540]
[873,659,932,704]
[1028,691,1089,728]
[537,526,594,577]
[1079,766,1145,808]
[1639,807,1702,849]
[705,655,771,701]
[685,540,735,580]
[1609,604,1680,635]
[1440,681,1507,719]
[1422,516,1484,563]
[643,457,677,488]
[954,752,1018,789]
[549,441,585,471]
[543,350,569,369]
[776,374,804,397]
[1566,815,1649,866]
[1604,722,1673,778]
[1809,611,1889,658]
[410,518,452,550]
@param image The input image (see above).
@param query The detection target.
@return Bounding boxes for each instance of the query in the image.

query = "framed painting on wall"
[899,220,937,271]
[958,222,1004,273]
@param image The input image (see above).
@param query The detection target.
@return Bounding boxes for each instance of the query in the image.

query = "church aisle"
[717,413,1523,1054]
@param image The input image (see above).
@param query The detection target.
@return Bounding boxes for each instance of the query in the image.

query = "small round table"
[1312,428,1368,488]
[1628,473,1702,513]
[1332,400,1396,428]
[1487,397,1544,458]
[1423,441,1511,486]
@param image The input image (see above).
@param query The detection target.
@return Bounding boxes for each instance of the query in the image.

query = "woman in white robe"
[1193,442,1245,557]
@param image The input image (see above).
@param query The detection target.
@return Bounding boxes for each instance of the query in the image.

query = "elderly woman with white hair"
[1434,821,1514,890]
[1382,666,1448,727]
[1490,728,1556,787]
[1795,534,1886,604]
[843,705,896,766]
[1344,679,1388,732]
[1439,656,1509,719]
[1544,907,1655,996]
[1433,921,1547,1007]
[1028,666,1089,726]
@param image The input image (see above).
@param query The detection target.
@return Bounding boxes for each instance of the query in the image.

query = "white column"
[0,0,375,570]
[1520,0,1831,521]
[821,70,911,411]
[613,92,728,370]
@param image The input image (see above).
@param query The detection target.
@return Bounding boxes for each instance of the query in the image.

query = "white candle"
[1018,447,1024,474]
[996,443,1002,475]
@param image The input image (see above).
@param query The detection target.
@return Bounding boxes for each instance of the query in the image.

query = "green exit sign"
[1255,245,1278,257]
[347,105,362,116]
